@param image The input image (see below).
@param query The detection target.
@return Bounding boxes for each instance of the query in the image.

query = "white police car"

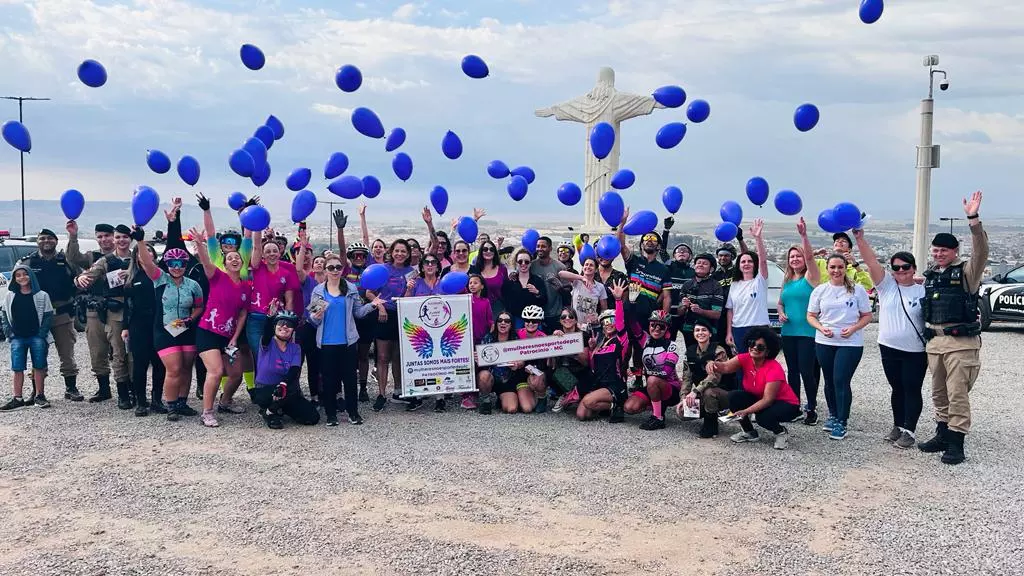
[980,264,1024,330]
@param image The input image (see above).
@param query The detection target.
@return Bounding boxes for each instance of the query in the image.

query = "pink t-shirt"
[200,269,249,338]
[735,353,799,406]
[249,261,300,314]
[471,294,493,344]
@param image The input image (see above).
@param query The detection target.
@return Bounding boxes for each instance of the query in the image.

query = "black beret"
[114,224,132,235]
[37,228,58,239]
[94,224,114,234]
[931,232,959,249]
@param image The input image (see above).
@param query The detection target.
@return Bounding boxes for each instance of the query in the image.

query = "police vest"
[23,251,76,303]
[922,262,979,325]
[98,253,130,299]
[685,344,736,391]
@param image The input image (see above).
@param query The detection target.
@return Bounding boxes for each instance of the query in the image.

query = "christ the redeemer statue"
[536,67,663,230]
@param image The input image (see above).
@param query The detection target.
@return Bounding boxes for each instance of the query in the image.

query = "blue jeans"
[816,344,863,424]
[10,336,48,372]
[246,312,268,372]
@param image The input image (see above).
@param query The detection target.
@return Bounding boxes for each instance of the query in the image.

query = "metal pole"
[912,98,935,270]
[18,99,24,236]
[317,200,344,250]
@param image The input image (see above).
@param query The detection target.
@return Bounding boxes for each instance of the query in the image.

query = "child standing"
[1,264,54,410]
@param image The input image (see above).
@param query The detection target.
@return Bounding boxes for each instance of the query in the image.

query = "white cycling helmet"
[521,305,545,321]
[347,241,369,256]
[598,309,616,324]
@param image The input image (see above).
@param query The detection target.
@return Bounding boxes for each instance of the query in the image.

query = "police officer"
[917,191,987,465]
[19,228,84,401]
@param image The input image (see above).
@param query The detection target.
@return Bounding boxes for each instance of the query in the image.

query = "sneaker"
[177,403,199,417]
[535,396,548,414]
[730,431,760,443]
[33,395,51,409]
[478,400,493,415]
[372,395,387,412]
[609,404,624,423]
[0,397,27,411]
[895,430,916,449]
[134,405,149,417]
[405,398,423,412]
[883,426,902,443]
[829,422,848,440]
[551,395,566,413]
[201,410,220,428]
[639,416,666,431]
[149,399,168,414]
[217,400,246,414]
[326,416,339,427]
[64,388,84,402]
[788,412,804,423]
[460,395,478,410]
[802,410,818,426]
[822,416,836,432]
[773,428,789,450]
[166,408,181,422]
[358,388,370,402]
[348,413,364,425]
[267,415,283,429]
[433,398,447,412]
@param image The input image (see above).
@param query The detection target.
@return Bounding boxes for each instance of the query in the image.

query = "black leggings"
[879,344,928,432]
[129,316,164,404]
[728,390,801,434]
[298,323,322,398]
[320,343,359,420]
[781,335,820,411]
[248,383,319,425]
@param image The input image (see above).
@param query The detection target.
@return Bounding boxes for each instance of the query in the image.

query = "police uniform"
[918,224,988,465]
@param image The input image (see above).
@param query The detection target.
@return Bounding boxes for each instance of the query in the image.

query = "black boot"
[89,376,113,403]
[699,413,719,438]
[64,376,84,402]
[917,422,949,453]
[941,431,966,465]
[358,385,370,403]
[149,397,168,414]
[116,381,134,410]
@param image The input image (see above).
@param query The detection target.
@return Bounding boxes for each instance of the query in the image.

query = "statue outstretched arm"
[614,93,661,121]
[535,99,590,123]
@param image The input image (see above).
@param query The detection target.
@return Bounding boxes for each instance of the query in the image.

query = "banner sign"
[475,332,584,366]
[397,295,476,398]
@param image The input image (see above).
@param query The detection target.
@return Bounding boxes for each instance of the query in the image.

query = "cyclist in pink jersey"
[577,279,630,423]
[624,310,683,431]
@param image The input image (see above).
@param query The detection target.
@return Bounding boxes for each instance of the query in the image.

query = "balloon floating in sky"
[265,115,284,140]
[360,264,389,291]
[623,210,658,236]
[833,202,862,230]
[440,271,469,295]
[77,59,107,88]
[250,160,271,187]
[335,64,363,93]
[242,137,267,172]
[859,0,884,24]
[239,44,265,70]
[662,186,683,214]
[598,191,624,228]
[557,182,582,206]
[253,125,275,149]
[240,205,271,232]
[817,209,843,233]
[652,85,686,108]
[362,175,382,199]
[392,152,413,181]
[430,185,448,215]
[655,122,687,149]
[590,122,615,160]
[610,169,635,190]
[686,100,711,123]
[60,189,85,220]
[510,166,535,184]
[2,121,31,152]
[324,152,349,179]
[227,192,247,212]
[794,103,820,132]
[578,242,596,264]
[773,190,802,216]
[720,200,743,226]
[487,160,510,179]
[385,128,406,152]
[746,177,770,207]
[291,190,317,223]
[461,55,489,79]
[229,148,255,178]
[442,131,463,160]
[132,185,160,227]
[715,222,738,243]
[507,175,528,201]
[595,235,621,261]
[352,107,385,139]
[521,229,540,253]
[328,175,364,199]
[146,149,171,174]
[177,155,200,186]
[286,167,312,192]
[456,217,478,243]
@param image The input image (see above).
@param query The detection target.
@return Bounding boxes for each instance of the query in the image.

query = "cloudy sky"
[0,0,1021,227]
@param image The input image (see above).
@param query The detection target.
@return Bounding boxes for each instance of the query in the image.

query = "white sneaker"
[730,431,759,443]
[201,410,220,428]
[773,429,789,450]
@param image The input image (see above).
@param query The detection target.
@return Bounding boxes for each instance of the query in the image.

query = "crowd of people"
[0,191,987,464]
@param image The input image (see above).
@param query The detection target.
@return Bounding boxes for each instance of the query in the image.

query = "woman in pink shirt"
[470,239,507,315]
[247,230,301,369]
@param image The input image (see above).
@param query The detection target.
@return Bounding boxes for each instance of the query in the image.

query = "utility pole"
[911,56,948,270]
[317,200,345,251]
[1,96,51,236]
[939,216,961,234]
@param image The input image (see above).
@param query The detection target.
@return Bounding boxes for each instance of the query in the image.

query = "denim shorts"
[10,336,48,372]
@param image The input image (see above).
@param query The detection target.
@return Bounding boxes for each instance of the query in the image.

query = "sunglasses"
[165,260,185,269]
[497,318,512,324]
[751,343,767,352]
[423,260,439,266]
[481,247,495,253]
[350,252,367,258]
[649,322,667,329]
[524,319,539,325]
[557,247,570,253]
[891,264,913,272]
[454,249,469,254]
[220,237,239,246]
[642,234,659,243]
[325,264,343,272]
[517,259,531,265]
[601,318,615,326]
[560,314,576,320]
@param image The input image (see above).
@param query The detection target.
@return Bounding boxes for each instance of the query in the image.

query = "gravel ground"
[1,324,1023,576]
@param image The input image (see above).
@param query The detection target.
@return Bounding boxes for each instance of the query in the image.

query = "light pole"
[317,200,345,250]
[1,96,51,236]
[911,55,948,270]
[939,216,961,234]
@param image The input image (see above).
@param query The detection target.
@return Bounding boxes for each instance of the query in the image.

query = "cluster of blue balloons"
[716,201,743,242]
[227,114,285,190]
[650,85,710,150]
[818,201,863,233]
[485,159,537,202]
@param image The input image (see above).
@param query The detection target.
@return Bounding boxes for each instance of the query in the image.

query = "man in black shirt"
[676,254,725,349]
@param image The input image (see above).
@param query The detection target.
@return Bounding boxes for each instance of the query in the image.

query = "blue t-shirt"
[255,340,301,387]
[780,277,816,337]
[151,270,204,326]
[378,264,413,310]
[321,289,349,346]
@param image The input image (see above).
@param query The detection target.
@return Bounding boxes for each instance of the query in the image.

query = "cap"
[37,228,57,239]
[693,253,717,269]
[94,224,114,234]
[693,317,715,332]
[832,232,853,246]
[931,232,959,249]
[114,224,132,235]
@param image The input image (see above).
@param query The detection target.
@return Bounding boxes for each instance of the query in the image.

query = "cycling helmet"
[557,241,575,257]
[598,309,616,325]
[217,229,242,243]
[648,310,670,326]
[716,243,737,257]
[162,248,189,263]
[521,305,545,321]
[347,241,370,256]
[693,253,717,270]
[272,310,299,329]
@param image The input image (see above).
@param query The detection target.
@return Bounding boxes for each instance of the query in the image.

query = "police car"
[980,264,1024,330]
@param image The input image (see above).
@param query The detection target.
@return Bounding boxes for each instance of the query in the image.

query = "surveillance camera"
[939,79,950,91]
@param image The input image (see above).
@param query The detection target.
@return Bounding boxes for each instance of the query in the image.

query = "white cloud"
[890,106,1024,156]
[392,3,419,21]
[310,103,352,118]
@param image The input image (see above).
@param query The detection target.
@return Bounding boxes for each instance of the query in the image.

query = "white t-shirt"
[571,279,606,328]
[808,283,872,347]
[876,274,926,353]
[726,275,770,328]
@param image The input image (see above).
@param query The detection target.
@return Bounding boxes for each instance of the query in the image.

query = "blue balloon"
[652,85,687,108]
[132,185,160,227]
[360,264,389,291]
[686,99,711,123]
[595,235,621,261]
[557,182,582,206]
[623,210,658,236]
[715,222,738,243]
[590,122,615,160]
[291,190,317,223]
[599,191,624,228]
[253,125,275,149]
[662,186,683,214]
[335,64,362,92]
[250,160,271,187]
[461,55,489,79]
[60,189,85,220]
[177,155,200,186]
[510,166,535,184]
[440,271,469,295]
[655,122,687,149]
[352,107,385,139]
[746,177,770,207]
[265,115,284,140]
[456,216,478,243]
[362,175,381,199]
[487,160,510,179]
[1,120,31,153]
[240,205,271,232]
[774,190,802,216]
[392,152,413,181]
[328,175,364,200]
[442,131,463,160]
[859,0,884,23]
[227,192,247,211]
[521,229,540,253]
[794,103,820,132]
[240,43,265,70]
[818,209,844,233]
[610,169,635,190]
[146,149,171,174]
[286,167,312,192]
[324,152,349,179]
[77,59,107,88]
[229,149,255,177]
[579,242,596,265]
[385,128,406,152]
[430,185,448,215]
[242,137,267,171]
[833,202,861,230]
[720,201,743,226]
[507,175,528,201]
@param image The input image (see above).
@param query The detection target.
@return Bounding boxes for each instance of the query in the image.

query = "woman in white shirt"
[726,218,770,353]
[853,229,927,449]
[558,257,607,333]
[806,253,873,441]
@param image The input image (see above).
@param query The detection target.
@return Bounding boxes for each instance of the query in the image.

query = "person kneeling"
[577,280,629,423]
[624,310,683,431]
[248,303,320,429]
[706,327,800,450]
[676,319,735,438]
